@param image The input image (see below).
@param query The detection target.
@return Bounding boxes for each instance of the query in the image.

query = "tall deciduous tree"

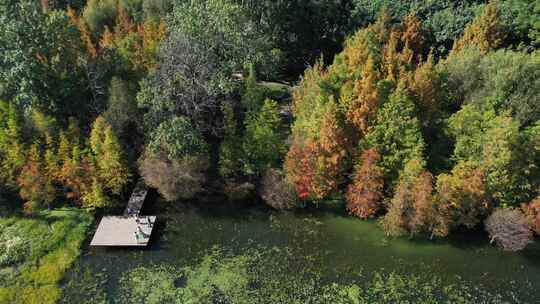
[104,77,139,139]
[147,116,208,161]
[0,0,86,119]
[137,32,220,134]
[443,49,540,127]
[170,0,277,80]
[240,0,353,75]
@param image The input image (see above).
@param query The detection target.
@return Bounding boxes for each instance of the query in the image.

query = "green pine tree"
[219,103,242,179]
[242,99,283,177]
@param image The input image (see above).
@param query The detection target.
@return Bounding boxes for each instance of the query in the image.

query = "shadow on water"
[445,227,493,250]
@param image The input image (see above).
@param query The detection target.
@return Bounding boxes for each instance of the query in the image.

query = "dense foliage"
[2,1,540,302]
[284,2,540,246]
[1,2,540,301]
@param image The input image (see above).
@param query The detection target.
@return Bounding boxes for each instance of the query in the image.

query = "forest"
[1,0,540,303]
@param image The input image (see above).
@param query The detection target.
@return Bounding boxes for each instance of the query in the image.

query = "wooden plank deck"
[90,216,156,246]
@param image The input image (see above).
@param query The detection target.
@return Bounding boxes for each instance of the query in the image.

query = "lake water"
[61,198,540,303]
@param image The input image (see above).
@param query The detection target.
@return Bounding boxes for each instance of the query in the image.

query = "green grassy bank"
[0,209,92,304]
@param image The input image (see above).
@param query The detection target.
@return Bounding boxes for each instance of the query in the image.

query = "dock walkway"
[90,179,156,247]
[124,179,148,216]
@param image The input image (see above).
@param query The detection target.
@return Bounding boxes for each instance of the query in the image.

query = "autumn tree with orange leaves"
[346,56,381,135]
[346,148,384,219]
[285,139,318,200]
[18,144,56,213]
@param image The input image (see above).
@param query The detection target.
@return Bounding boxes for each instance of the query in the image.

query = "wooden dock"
[90,179,156,247]
[90,216,156,246]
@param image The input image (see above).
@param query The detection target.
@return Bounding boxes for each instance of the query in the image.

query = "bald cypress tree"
[452,2,506,54]
[99,125,131,195]
[346,56,381,135]
[18,144,55,212]
[219,103,242,179]
[364,82,425,188]
[0,101,26,188]
[83,178,110,208]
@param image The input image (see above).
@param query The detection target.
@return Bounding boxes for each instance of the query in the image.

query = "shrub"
[260,169,298,210]
[485,208,532,251]
[0,225,29,266]
[140,154,208,202]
